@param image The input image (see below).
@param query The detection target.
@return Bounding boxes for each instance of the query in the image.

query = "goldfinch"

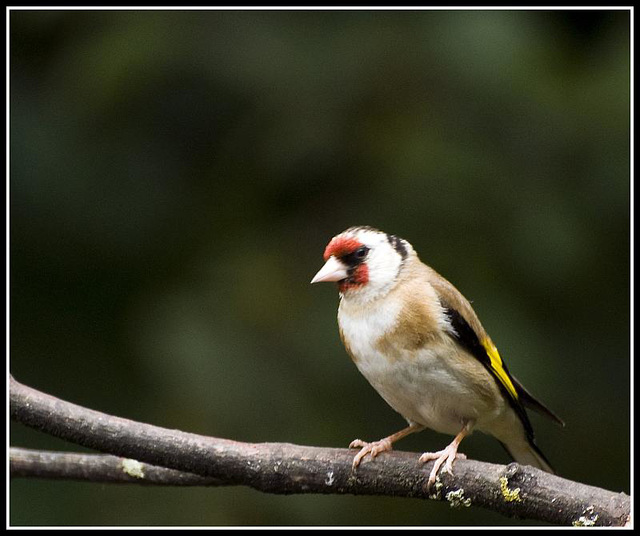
[311,226,563,488]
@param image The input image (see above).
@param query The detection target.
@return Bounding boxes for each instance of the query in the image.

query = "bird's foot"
[419,445,467,489]
[349,438,393,468]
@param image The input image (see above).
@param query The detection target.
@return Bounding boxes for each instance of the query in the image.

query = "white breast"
[338,297,403,360]
[338,297,505,435]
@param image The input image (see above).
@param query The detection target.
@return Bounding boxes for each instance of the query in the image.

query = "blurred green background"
[9,8,630,527]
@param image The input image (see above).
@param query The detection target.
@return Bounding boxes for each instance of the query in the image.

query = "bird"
[311,225,564,488]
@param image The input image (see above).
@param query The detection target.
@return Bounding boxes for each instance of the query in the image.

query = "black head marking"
[345,225,382,235]
[387,234,408,260]
[340,245,369,268]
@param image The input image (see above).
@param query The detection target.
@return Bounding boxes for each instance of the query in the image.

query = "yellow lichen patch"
[499,476,522,502]
[121,458,145,479]
[445,488,472,508]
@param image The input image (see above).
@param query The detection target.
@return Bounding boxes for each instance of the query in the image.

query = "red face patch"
[323,236,363,261]
[338,264,369,293]
[323,234,370,291]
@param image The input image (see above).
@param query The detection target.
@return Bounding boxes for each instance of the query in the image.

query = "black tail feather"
[512,376,565,428]
[499,437,556,474]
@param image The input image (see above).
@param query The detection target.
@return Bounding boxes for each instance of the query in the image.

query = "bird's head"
[311,226,413,302]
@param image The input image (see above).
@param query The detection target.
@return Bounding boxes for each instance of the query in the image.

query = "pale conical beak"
[310,256,349,284]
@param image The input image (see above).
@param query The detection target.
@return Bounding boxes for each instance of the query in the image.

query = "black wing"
[442,303,535,440]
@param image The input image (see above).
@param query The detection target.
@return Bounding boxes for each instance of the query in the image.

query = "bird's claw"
[348,438,393,468]
[419,447,466,489]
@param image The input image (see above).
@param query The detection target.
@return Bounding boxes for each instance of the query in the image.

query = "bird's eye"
[355,246,369,259]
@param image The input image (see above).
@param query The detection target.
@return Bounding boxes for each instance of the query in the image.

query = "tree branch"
[10,375,630,526]
[10,447,226,486]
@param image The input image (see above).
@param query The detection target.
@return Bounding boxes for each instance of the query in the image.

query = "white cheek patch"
[367,248,402,286]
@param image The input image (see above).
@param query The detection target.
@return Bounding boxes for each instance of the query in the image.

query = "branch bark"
[10,447,226,486]
[10,375,630,526]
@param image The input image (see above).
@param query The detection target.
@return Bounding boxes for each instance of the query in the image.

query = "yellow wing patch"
[482,339,518,401]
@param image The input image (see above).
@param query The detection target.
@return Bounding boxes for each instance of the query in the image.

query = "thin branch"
[10,447,226,486]
[10,375,630,526]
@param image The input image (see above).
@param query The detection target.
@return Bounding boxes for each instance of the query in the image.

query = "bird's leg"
[349,423,424,469]
[419,421,473,489]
